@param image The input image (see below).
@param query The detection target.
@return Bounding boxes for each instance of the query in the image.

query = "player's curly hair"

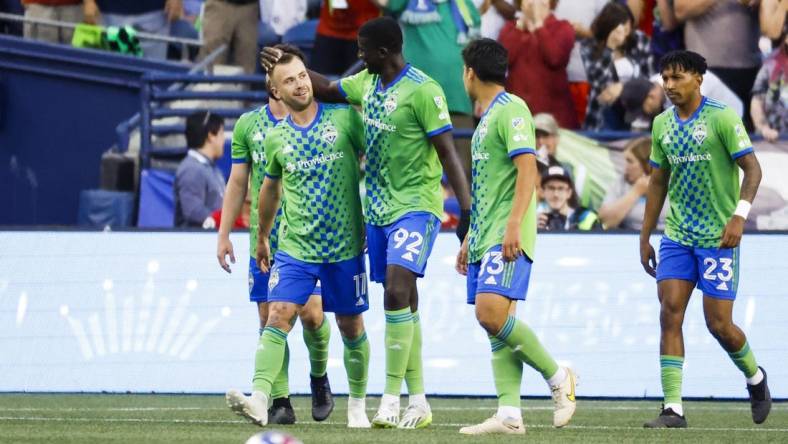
[659,50,707,76]
[461,38,508,86]
[358,17,403,54]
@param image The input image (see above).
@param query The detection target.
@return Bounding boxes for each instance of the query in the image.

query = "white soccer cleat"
[371,400,400,428]
[226,389,268,426]
[397,403,432,429]
[347,397,371,428]
[551,367,577,427]
[459,415,525,435]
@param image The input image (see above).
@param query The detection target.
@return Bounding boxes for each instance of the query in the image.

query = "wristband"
[734,200,751,220]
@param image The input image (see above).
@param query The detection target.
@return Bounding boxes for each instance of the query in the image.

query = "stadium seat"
[137,168,176,228]
[77,189,135,227]
[282,19,318,63]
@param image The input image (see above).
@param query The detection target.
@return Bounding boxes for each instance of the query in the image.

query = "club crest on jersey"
[511,117,525,130]
[692,121,707,145]
[384,92,399,115]
[322,125,338,145]
[268,267,279,291]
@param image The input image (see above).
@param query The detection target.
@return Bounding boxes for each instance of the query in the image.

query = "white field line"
[0,416,787,433]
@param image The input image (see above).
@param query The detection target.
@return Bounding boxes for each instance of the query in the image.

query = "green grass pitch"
[0,394,786,443]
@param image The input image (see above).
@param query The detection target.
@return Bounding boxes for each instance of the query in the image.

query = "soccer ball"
[245,431,303,444]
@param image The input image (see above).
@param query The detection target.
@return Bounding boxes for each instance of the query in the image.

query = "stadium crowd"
[2,0,786,230]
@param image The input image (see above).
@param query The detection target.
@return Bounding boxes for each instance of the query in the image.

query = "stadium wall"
[0,231,784,399]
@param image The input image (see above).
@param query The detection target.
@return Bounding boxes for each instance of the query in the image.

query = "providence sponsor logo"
[364,116,396,132]
[667,152,711,165]
[295,151,344,170]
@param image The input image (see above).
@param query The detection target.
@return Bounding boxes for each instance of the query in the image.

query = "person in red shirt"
[498,0,578,128]
[312,0,380,76]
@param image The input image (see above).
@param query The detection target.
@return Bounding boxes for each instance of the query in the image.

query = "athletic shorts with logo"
[466,244,533,305]
[656,237,739,300]
[248,256,321,303]
[267,251,369,315]
[366,211,441,284]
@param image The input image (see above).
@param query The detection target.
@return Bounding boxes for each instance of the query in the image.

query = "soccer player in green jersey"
[217,45,336,425]
[225,50,372,428]
[455,38,577,435]
[262,16,472,429]
[640,51,771,428]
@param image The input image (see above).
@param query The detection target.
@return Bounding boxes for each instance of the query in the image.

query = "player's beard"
[283,92,313,112]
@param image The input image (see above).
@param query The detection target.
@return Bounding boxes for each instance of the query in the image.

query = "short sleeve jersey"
[339,64,452,226]
[467,92,538,263]
[263,102,365,263]
[231,105,282,256]
[650,96,754,248]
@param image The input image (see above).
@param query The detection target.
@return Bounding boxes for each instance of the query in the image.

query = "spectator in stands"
[598,136,663,230]
[751,31,787,143]
[258,0,307,49]
[21,0,83,43]
[580,2,652,130]
[650,0,684,71]
[498,0,578,128]
[673,0,761,129]
[534,113,572,177]
[538,165,599,231]
[553,0,608,125]
[174,111,226,228]
[197,0,258,73]
[311,0,379,76]
[86,0,183,60]
[477,0,516,40]
[620,69,743,131]
[375,0,481,117]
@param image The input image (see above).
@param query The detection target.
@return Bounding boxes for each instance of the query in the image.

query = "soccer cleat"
[550,367,577,427]
[347,397,371,428]
[459,416,525,435]
[371,401,400,428]
[310,374,335,421]
[397,403,432,429]
[643,406,687,428]
[747,366,772,424]
[268,398,296,425]
[226,389,268,426]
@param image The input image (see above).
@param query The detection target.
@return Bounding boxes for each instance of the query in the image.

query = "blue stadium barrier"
[77,190,135,228]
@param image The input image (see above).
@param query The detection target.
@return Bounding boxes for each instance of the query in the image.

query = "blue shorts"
[248,256,321,303]
[267,251,369,315]
[656,237,740,300]
[466,245,533,305]
[367,211,441,284]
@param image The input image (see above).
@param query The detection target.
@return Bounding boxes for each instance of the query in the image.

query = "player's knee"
[336,314,364,339]
[475,305,504,335]
[298,300,324,330]
[383,282,411,310]
[705,316,732,340]
[266,303,297,331]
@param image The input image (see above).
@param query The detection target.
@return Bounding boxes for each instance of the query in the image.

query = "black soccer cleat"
[747,366,772,424]
[310,374,335,422]
[268,397,296,425]
[643,406,687,428]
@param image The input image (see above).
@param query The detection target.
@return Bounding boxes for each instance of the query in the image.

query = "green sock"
[728,341,759,378]
[342,331,370,399]
[252,327,289,395]
[660,355,684,404]
[270,342,290,399]
[303,317,331,378]
[495,316,559,380]
[384,307,414,395]
[490,336,523,408]
[404,311,425,395]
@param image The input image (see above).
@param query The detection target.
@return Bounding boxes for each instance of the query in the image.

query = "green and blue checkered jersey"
[231,105,282,256]
[263,102,365,263]
[467,92,538,263]
[650,96,754,248]
[339,64,452,226]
